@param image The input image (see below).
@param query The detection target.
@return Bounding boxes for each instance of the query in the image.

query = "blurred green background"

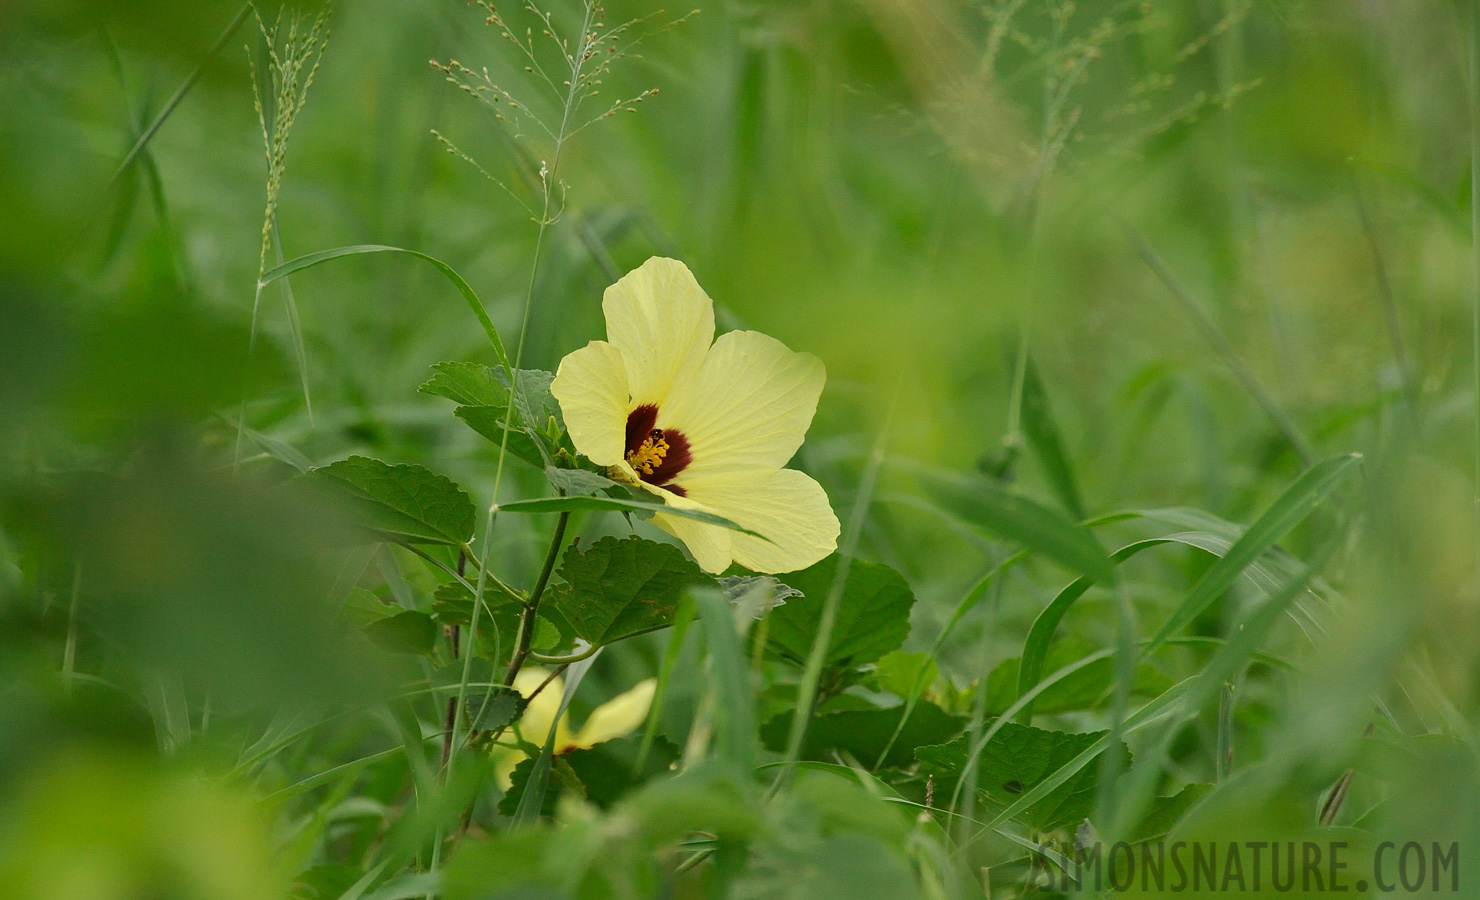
[2,0,1479,897]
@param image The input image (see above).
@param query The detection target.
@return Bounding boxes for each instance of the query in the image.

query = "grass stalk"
[447,0,601,811]
[776,384,897,792]
[1470,0,1480,571]
[1126,223,1316,468]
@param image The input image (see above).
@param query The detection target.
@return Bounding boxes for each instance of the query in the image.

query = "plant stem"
[503,511,570,687]
[1470,0,1480,576]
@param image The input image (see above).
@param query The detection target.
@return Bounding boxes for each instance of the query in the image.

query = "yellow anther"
[626,430,669,476]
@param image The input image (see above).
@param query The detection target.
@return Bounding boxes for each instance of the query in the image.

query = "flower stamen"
[626,428,669,475]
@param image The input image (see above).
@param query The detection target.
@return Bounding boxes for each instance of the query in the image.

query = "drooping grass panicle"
[241,5,329,446]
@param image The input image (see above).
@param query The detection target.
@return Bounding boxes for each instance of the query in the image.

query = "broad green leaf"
[498,755,585,818]
[430,659,527,730]
[336,588,399,628]
[546,536,711,647]
[453,406,549,470]
[545,466,618,496]
[912,467,1111,580]
[765,556,916,669]
[917,721,1128,832]
[872,651,938,699]
[496,494,765,537]
[980,678,1193,833]
[761,701,965,769]
[566,734,680,808]
[418,361,504,407]
[467,687,527,731]
[302,456,475,546]
[1021,357,1086,520]
[986,642,1171,716]
[1141,453,1360,658]
[431,583,562,654]
[363,611,438,656]
[261,246,510,370]
[423,363,568,468]
[1131,782,1213,841]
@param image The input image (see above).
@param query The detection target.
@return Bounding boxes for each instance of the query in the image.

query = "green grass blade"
[511,653,599,825]
[271,223,313,423]
[694,587,758,770]
[260,245,510,372]
[1021,357,1086,520]
[495,495,766,538]
[872,550,1029,770]
[1109,541,1333,839]
[975,677,1194,835]
[1140,453,1360,660]
[635,598,695,774]
[105,3,253,193]
[909,465,1112,580]
[257,747,400,806]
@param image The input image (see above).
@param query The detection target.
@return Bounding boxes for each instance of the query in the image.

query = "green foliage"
[7,0,1473,897]
[546,536,711,647]
[765,556,916,669]
[301,456,475,546]
[917,721,1124,832]
[760,700,964,769]
[363,610,438,655]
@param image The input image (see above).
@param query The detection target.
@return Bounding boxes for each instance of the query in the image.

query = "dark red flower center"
[624,404,690,495]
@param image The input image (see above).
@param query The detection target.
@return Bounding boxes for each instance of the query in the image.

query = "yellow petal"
[658,330,825,478]
[494,668,576,789]
[512,668,577,750]
[680,468,839,574]
[603,257,714,408]
[573,678,657,749]
[550,340,630,467]
[640,481,734,573]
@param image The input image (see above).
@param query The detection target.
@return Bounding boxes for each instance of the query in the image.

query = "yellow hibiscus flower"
[495,669,657,787]
[550,257,840,574]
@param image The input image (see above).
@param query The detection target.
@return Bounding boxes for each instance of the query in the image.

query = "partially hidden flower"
[495,669,656,788]
[550,257,840,574]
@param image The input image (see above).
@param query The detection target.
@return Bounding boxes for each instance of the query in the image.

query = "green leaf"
[765,556,916,669]
[418,361,505,407]
[1131,783,1213,841]
[363,611,438,656]
[431,583,562,654]
[912,467,1112,580]
[872,651,938,699]
[261,246,510,370]
[498,755,584,818]
[761,701,965,769]
[1141,453,1360,658]
[564,734,681,808]
[986,642,1171,716]
[453,406,549,470]
[336,588,400,628]
[467,687,527,731]
[497,494,765,537]
[916,721,1128,832]
[1021,357,1086,520]
[430,660,528,730]
[423,363,568,469]
[546,536,712,647]
[544,466,619,496]
[302,456,476,546]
